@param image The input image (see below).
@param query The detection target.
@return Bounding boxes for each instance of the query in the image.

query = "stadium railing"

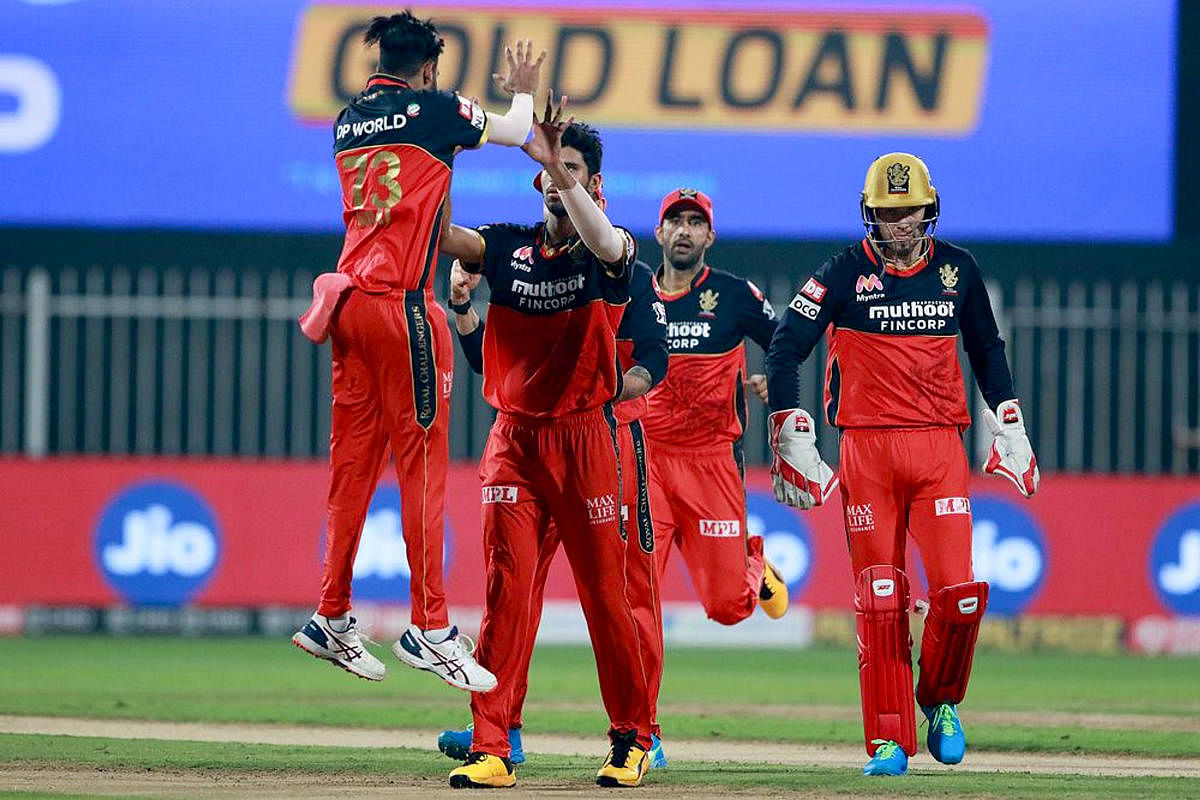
[0,266,1196,473]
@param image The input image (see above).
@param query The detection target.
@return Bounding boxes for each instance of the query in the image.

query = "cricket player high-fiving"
[436,101,655,790]
[765,153,1038,777]
[292,12,543,690]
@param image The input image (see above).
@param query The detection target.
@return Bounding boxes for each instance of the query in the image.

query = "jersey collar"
[654,264,710,299]
[365,74,411,90]
[534,223,578,260]
[860,237,935,277]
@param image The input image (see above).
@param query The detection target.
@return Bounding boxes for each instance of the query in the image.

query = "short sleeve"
[473,224,511,284]
[428,90,488,151]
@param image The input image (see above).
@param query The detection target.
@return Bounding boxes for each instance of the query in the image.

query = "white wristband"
[486,93,534,146]
[559,182,626,264]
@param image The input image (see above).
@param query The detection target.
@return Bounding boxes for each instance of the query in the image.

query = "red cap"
[659,188,714,230]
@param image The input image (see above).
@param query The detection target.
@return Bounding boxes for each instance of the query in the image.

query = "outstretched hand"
[492,39,546,97]
[522,90,572,168]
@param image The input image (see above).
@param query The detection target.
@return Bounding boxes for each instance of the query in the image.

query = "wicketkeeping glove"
[768,408,838,509]
[982,399,1039,498]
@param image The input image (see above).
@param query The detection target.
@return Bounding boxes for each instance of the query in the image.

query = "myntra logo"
[856,274,884,294]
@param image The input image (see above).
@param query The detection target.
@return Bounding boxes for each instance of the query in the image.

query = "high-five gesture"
[492,39,546,97]
[522,90,572,168]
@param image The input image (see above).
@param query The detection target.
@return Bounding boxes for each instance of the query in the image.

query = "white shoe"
[292,613,386,681]
[391,624,497,692]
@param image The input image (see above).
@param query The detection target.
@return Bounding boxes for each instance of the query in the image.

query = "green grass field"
[0,637,1198,798]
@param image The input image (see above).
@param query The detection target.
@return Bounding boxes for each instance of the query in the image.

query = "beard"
[667,244,702,269]
[881,234,927,266]
[544,197,568,218]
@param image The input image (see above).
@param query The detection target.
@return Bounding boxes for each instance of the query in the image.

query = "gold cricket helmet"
[860,152,940,239]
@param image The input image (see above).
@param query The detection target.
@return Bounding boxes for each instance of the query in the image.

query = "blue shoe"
[438,725,525,765]
[647,734,668,769]
[509,727,525,765]
[862,739,908,776]
[922,703,966,764]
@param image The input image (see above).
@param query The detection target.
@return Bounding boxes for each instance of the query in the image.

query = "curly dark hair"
[562,122,603,179]
[363,11,444,77]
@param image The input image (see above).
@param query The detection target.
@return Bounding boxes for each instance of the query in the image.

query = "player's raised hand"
[493,39,545,97]
[522,90,571,167]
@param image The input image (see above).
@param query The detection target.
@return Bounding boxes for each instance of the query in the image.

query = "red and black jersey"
[466,222,637,418]
[616,262,669,383]
[765,237,1016,428]
[641,265,777,448]
[456,260,667,387]
[333,75,488,293]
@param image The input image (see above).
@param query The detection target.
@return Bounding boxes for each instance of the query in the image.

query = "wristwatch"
[449,298,472,314]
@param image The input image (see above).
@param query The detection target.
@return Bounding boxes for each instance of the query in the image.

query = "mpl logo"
[342,485,453,603]
[94,481,221,606]
[970,495,1045,615]
[747,489,814,597]
[1150,501,1200,615]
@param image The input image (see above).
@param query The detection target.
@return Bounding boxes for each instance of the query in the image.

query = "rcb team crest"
[886,162,911,194]
[698,289,719,317]
[939,264,959,292]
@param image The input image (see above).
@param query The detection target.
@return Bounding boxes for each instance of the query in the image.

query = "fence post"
[24,269,51,458]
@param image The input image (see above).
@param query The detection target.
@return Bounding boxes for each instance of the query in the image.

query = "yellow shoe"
[758,560,789,619]
[596,730,649,787]
[449,752,516,789]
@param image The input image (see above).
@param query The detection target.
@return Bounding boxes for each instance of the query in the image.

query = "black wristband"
[449,298,472,314]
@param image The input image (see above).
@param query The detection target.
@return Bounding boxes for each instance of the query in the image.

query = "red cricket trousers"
[648,443,765,626]
[839,426,974,591]
[318,289,452,630]
[508,419,663,737]
[470,407,653,757]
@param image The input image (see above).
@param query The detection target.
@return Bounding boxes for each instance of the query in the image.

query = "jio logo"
[970,495,1046,615]
[747,489,814,597]
[1150,501,1200,615]
[94,481,221,606]
[343,485,453,603]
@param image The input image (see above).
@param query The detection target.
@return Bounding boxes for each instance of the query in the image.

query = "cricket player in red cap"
[640,187,791,647]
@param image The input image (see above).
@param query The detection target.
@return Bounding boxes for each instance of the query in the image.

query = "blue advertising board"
[0,0,1176,239]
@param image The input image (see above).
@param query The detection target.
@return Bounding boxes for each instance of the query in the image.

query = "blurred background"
[0,0,1195,654]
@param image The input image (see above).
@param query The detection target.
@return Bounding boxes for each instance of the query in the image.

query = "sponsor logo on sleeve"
[482,486,518,504]
[699,519,741,538]
[788,293,821,321]
[652,301,667,326]
[935,496,971,516]
[800,277,827,302]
